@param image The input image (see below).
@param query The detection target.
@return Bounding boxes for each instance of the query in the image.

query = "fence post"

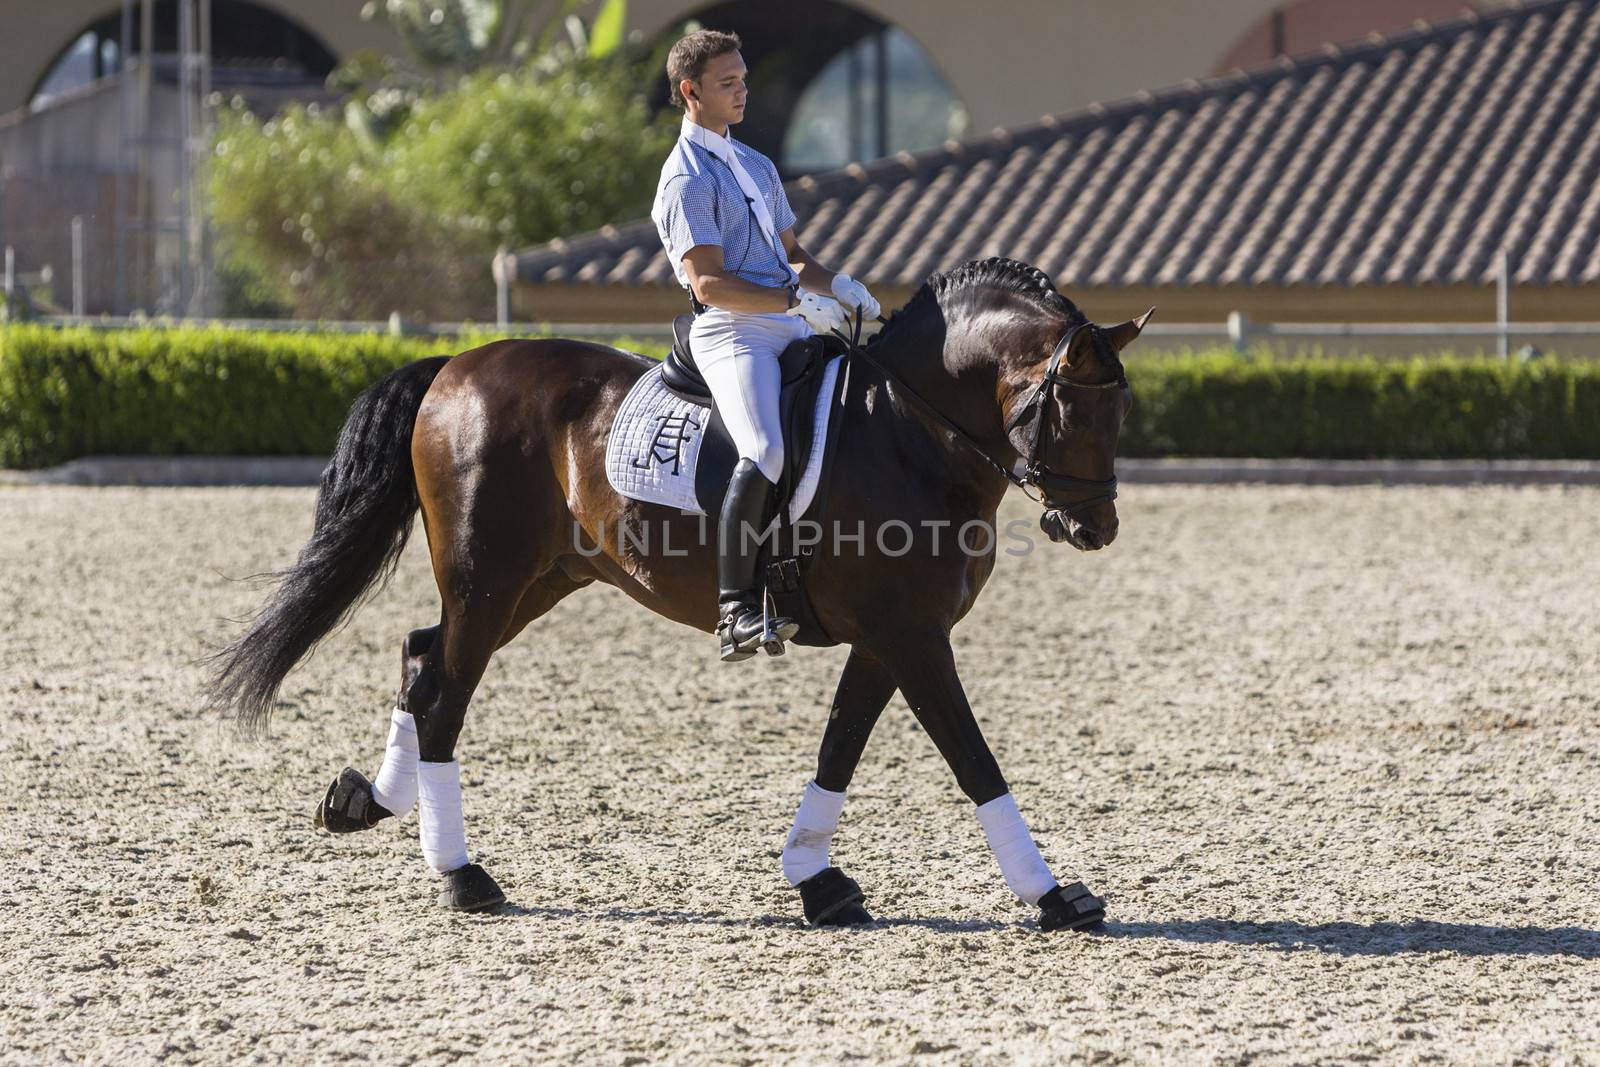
[1497,250,1511,361]
[72,217,86,318]
[1227,310,1251,353]
[493,246,511,329]
[3,246,13,318]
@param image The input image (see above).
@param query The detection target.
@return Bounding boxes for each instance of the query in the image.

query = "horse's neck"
[869,319,1016,500]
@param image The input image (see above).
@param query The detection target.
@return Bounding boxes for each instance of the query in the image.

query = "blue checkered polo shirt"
[651,130,798,292]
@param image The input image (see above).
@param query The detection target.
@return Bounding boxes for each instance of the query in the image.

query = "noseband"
[837,314,1124,524]
[1002,321,1125,520]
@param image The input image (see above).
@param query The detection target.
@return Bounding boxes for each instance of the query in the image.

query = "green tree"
[208,0,672,320]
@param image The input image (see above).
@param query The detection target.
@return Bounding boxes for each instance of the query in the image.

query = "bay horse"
[207,257,1149,930]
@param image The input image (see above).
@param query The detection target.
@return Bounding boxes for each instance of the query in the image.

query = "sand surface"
[2,484,1598,1065]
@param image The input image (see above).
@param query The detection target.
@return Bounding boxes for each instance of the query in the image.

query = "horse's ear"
[1103,307,1156,352]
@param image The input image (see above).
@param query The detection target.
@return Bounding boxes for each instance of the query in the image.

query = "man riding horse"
[651,30,881,662]
[212,27,1149,930]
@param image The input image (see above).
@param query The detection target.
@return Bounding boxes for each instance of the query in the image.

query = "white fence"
[14,311,1600,359]
[9,243,1600,357]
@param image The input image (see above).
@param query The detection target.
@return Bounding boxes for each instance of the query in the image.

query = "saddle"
[660,313,847,517]
[659,313,851,649]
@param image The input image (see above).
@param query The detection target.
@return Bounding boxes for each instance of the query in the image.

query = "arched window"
[783,26,968,174]
[662,1,969,177]
[30,0,337,108]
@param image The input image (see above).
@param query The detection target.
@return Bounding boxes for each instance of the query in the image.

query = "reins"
[829,310,1122,519]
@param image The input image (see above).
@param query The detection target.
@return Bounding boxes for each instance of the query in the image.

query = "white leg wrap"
[976,793,1058,906]
[781,780,846,886]
[370,708,419,816]
[417,759,470,874]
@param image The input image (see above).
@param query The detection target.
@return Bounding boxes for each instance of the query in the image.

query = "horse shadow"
[486,903,1015,933]
[1101,919,1600,958]
[485,905,1600,955]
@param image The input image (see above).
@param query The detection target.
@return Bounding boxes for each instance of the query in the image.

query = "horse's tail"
[207,355,451,734]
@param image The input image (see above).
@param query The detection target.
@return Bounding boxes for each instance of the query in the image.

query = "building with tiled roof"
[511,0,1600,327]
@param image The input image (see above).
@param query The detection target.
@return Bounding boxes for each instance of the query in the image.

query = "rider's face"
[686,51,748,131]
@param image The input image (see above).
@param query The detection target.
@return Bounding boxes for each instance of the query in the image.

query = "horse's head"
[1003,309,1150,552]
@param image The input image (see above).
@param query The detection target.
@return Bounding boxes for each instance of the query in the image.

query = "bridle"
[1001,320,1126,518]
[834,313,1125,523]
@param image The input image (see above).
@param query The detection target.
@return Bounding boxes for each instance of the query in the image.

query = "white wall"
[626,0,1289,134]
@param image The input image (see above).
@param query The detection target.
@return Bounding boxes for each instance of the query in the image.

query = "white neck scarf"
[680,116,794,281]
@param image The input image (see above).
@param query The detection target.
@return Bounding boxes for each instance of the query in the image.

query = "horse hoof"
[439,863,506,912]
[818,901,874,926]
[313,766,394,834]
[797,867,870,927]
[1038,881,1106,932]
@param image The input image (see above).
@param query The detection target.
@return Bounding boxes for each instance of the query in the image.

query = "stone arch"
[28,0,338,106]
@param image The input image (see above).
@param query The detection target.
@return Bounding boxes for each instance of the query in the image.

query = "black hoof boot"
[439,863,506,912]
[797,867,872,926]
[1038,881,1106,932]
[313,766,394,834]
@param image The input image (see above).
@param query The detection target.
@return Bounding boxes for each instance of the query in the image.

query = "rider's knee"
[750,438,784,484]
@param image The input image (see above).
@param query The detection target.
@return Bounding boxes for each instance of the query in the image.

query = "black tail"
[207,356,451,734]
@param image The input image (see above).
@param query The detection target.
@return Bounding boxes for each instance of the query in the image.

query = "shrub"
[1117,353,1600,459]
[3,328,1597,468]
[208,58,676,320]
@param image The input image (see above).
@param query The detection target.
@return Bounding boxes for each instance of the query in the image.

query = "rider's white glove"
[786,290,849,334]
[830,274,881,320]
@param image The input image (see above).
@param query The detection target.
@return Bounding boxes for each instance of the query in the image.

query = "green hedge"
[1119,353,1600,459]
[2,326,1597,467]
[1,326,440,468]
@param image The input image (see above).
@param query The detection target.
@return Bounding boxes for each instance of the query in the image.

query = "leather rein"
[832,313,1124,520]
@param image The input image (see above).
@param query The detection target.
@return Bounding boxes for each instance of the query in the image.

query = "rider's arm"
[779,228,838,296]
[682,244,798,314]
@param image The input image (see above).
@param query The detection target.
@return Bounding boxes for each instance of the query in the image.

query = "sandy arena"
[2,483,1597,1064]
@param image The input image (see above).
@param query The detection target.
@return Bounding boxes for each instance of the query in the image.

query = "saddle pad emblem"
[630,410,702,477]
[605,359,842,519]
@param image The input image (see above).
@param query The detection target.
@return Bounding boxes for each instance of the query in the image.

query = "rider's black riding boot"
[717,458,798,662]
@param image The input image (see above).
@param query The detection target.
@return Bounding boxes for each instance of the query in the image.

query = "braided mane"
[871,257,1084,350]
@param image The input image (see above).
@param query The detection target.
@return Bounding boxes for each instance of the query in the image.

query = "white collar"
[680,115,738,161]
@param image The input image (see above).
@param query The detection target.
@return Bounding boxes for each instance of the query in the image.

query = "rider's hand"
[830,274,881,320]
[786,290,849,334]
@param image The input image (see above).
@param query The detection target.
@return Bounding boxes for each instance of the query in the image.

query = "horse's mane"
[870,257,1084,352]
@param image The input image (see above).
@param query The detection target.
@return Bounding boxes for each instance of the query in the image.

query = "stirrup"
[717,597,797,663]
[759,587,786,657]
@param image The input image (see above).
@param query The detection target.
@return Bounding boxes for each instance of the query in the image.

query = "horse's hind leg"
[312,626,436,834]
[785,648,897,926]
[404,562,590,911]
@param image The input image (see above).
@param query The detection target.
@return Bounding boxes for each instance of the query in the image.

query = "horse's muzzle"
[1041,509,1116,551]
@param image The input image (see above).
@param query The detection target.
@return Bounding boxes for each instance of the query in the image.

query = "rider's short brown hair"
[666,30,742,111]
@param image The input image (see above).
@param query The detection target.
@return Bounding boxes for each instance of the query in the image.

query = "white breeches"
[689,308,813,484]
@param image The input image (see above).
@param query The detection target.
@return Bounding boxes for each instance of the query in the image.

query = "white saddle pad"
[605,356,844,519]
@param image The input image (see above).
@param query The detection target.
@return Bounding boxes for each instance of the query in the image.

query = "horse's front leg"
[871,629,1106,931]
[784,647,898,926]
